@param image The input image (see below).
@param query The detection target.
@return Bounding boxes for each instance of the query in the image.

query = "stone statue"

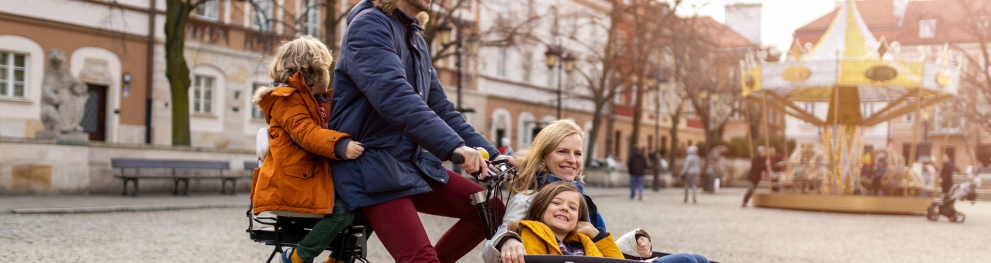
[37,49,89,140]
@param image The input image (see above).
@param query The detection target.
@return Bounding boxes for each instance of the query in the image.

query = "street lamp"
[435,22,480,114]
[545,45,575,119]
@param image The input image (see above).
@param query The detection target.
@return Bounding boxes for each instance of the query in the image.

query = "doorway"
[81,84,107,141]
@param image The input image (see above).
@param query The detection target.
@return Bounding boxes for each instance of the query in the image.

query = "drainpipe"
[145,0,156,144]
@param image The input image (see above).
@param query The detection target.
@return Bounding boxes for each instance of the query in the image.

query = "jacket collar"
[537,172,586,194]
[372,0,400,16]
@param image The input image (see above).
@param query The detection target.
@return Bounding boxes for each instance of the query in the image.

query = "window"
[526,0,534,19]
[192,75,214,114]
[522,51,532,83]
[804,103,815,125]
[919,19,937,39]
[252,0,273,32]
[905,111,914,122]
[588,23,597,46]
[194,0,219,20]
[647,90,655,110]
[980,16,990,36]
[302,0,321,37]
[499,0,510,18]
[497,47,507,78]
[732,101,741,119]
[252,83,266,119]
[0,51,28,98]
[861,102,874,118]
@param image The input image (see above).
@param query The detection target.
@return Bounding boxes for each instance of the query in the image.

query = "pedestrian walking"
[941,154,954,194]
[681,146,700,203]
[921,161,936,197]
[742,146,766,207]
[627,147,647,200]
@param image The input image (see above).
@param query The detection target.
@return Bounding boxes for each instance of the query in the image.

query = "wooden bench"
[111,159,236,196]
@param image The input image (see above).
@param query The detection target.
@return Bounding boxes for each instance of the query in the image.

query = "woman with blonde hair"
[483,119,656,263]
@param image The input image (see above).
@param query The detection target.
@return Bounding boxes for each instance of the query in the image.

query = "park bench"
[111,158,237,196]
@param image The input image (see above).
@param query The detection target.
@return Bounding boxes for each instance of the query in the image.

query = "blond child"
[251,36,363,263]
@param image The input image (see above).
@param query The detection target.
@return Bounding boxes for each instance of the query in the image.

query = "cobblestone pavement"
[2,187,989,262]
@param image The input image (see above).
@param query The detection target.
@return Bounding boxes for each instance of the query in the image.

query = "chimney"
[893,0,907,25]
[725,3,762,46]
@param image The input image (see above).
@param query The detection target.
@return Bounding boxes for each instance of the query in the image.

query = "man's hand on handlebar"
[454,146,488,179]
[494,155,517,167]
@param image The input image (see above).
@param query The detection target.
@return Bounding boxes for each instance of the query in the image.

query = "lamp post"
[436,22,481,113]
[545,45,575,119]
[646,71,660,151]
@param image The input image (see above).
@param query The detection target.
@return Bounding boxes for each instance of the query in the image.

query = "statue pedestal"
[36,131,90,145]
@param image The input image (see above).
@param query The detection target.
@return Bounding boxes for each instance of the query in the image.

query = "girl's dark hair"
[524,181,588,222]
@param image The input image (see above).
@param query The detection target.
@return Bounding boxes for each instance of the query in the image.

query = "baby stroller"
[926,182,978,223]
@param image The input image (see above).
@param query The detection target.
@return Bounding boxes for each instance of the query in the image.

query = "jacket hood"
[687,146,698,155]
[251,85,277,106]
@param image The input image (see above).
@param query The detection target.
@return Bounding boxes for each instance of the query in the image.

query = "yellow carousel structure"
[739,0,960,214]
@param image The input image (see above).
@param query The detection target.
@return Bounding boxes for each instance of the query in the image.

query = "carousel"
[740,0,960,214]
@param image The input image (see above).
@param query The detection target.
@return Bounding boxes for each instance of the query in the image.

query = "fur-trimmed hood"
[371,0,429,24]
[251,85,278,107]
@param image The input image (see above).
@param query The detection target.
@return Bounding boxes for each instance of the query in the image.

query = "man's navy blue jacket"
[328,0,498,211]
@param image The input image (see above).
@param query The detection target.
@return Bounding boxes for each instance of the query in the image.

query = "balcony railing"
[187,18,230,47]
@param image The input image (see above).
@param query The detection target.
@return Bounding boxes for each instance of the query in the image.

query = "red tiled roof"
[793,0,900,46]
[898,0,989,45]
[695,16,758,48]
[794,0,990,47]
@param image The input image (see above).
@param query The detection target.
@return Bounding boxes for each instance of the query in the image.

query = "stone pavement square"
[1,187,988,262]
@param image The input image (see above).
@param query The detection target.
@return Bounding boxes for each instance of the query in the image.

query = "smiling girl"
[506,181,623,257]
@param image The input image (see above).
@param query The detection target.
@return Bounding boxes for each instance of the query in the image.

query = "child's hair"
[524,181,588,222]
[269,36,333,87]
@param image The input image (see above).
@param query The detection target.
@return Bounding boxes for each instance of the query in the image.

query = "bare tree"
[619,0,678,153]
[164,0,216,146]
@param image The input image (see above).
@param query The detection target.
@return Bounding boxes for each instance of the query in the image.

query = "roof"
[793,0,989,47]
[696,16,758,48]
[793,0,899,47]
[897,0,990,45]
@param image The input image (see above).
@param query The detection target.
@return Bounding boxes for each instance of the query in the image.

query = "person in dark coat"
[941,154,954,194]
[649,150,662,191]
[328,0,515,261]
[627,147,648,200]
[873,156,887,196]
[742,146,766,207]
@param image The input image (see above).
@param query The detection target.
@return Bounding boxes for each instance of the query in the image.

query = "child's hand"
[574,221,599,238]
[636,236,652,258]
[345,141,364,159]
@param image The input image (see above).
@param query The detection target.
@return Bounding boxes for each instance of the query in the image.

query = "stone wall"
[0,138,254,195]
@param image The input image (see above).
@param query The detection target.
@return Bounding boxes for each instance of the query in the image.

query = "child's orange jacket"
[250,72,350,215]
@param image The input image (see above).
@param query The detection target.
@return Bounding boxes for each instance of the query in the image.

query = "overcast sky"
[673,0,840,51]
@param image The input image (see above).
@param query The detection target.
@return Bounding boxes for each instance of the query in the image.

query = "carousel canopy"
[741,0,960,126]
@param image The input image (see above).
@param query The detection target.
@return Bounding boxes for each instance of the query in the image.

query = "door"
[82,84,107,141]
